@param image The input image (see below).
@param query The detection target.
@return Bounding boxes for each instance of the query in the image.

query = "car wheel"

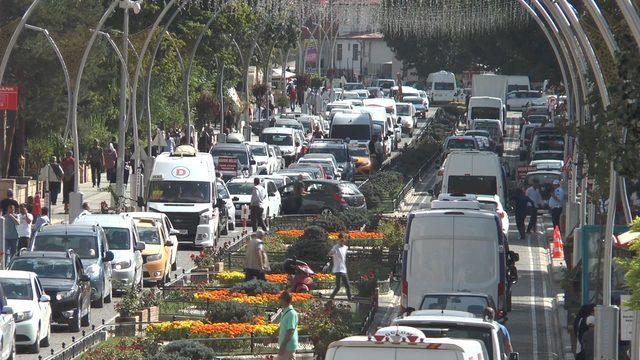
[92,288,105,308]
[221,219,229,235]
[171,260,177,271]
[26,326,41,353]
[69,308,81,332]
[104,285,112,304]
[8,340,15,360]
[81,307,91,327]
[40,324,50,347]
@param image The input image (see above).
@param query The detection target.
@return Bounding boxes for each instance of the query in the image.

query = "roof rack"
[171,145,197,157]
[311,138,344,144]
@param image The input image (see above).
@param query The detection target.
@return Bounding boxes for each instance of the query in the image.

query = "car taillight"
[437,168,444,176]
[401,280,408,310]
[498,211,505,219]
[334,194,347,205]
[402,280,408,296]
[498,281,505,296]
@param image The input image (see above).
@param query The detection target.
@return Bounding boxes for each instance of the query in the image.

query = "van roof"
[74,214,133,228]
[262,127,296,134]
[394,314,497,329]
[469,96,502,102]
[327,335,481,352]
[409,208,497,220]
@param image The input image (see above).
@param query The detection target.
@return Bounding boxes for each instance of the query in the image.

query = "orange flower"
[265,274,289,283]
[193,290,313,305]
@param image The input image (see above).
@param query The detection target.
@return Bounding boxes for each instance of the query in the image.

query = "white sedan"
[476,195,510,237]
[227,178,281,225]
[0,270,49,354]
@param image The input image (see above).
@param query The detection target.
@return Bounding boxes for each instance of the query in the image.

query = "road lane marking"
[528,234,539,360]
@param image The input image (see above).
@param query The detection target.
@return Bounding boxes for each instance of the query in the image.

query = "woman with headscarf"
[60,151,76,213]
[103,143,118,184]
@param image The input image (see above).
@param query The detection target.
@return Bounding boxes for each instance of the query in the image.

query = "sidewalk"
[48,173,114,224]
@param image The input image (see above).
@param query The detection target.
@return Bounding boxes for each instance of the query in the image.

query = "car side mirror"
[40,295,51,303]
[427,189,434,196]
[170,229,180,236]
[232,196,239,202]
[2,306,13,315]
[80,274,91,282]
[165,240,174,247]
[405,307,415,315]
[250,159,256,165]
[134,242,146,251]
[509,353,520,360]
[104,251,115,262]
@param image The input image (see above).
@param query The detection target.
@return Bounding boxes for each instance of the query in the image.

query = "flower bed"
[275,230,384,240]
[215,271,335,287]
[193,289,313,306]
[147,320,279,341]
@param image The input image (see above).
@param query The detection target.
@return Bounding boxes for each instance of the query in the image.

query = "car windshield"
[137,226,161,245]
[396,104,412,115]
[434,82,455,90]
[10,258,75,280]
[535,138,564,151]
[528,116,549,124]
[448,176,497,196]
[420,295,489,316]
[331,125,371,141]
[33,234,98,259]
[211,149,248,165]
[446,138,476,150]
[478,200,498,212]
[379,80,394,89]
[326,104,349,112]
[404,97,422,105]
[309,147,347,163]
[0,278,33,300]
[471,107,500,120]
[275,122,303,131]
[148,181,210,203]
[249,145,267,156]
[348,146,369,157]
[533,152,564,161]
[466,131,490,138]
[344,83,364,90]
[227,182,254,195]
[260,133,293,146]
[103,227,130,250]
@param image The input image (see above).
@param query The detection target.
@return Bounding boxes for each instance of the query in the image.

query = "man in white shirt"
[328,233,352,300]
[73,202,91,224]
[33,207,50,235]
[548,180,565,230]
[16,204,33,249]
[250,178,268,232]
[526,180,544,234]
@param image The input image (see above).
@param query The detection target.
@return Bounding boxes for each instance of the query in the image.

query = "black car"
[307,139,355,181]
[280,180,366,215]
[9,250,91,332]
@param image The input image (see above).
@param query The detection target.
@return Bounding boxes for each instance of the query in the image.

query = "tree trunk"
[3,110,18,178]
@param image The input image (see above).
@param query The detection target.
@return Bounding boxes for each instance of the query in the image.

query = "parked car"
[307,139,355,181]
[280,180,366,215]
[0,270,50,353]
[73,215,144,296]
[402,95,427,119]
[9,251,91,332]
[226,178,281,225]
[30,224,115,307]
[133,219,174,286]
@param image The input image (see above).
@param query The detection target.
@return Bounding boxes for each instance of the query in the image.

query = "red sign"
[0,86,18,111]
[218,156,238,172]
[517,166,538,181]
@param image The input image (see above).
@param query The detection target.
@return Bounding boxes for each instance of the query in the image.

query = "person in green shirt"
[277,291,299,360]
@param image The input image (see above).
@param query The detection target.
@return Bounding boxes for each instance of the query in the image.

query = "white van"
[326,326,488,360]
[330,112,373,146]
[401,207,507,313]
[362,98,401,147]
[426,71,457,103]
[467,96,505,131]
[506,75,530,92]
[440,151,507,207]
[147,145,221,247]
[359,107,393,155]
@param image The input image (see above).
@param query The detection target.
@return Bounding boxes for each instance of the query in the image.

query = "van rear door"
[328,346,396,359]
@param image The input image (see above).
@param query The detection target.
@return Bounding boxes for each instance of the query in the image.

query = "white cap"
[586,315,595,326]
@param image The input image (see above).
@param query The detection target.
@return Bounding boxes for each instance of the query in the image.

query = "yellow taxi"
[349,144,373,177]
[134,218,174,285]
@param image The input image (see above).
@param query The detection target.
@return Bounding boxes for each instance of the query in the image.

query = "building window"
[337,44,342,61]
[353,43,359,61]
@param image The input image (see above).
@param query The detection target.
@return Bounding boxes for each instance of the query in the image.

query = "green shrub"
[314,214,347,232]
[205,301,261,323]
[286,226,331,263]
[152,340,215,360]
[336,208,374,230]
[79,337,158,360]
[359,171,405,209]
[229,279,282,295]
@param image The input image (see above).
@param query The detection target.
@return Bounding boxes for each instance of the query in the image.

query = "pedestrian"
[244,229,269,281]
[368,136,378,170]
[0,190,19,216]
[289,87,297,112]
[32,192,42,219]
[73,202,91,223]
[581,315,595,360]
[293,175,307,213]
[250,178,268,232]
[166,132,176,153]
[277,291,299,360]
[312,125,324,140]
[60,150,76,213]
[16,204,33,250]
[329,233,352,300]
[104,143,117,184]
[549,179,565,230]
[4,205,19,264]
[484,307,513,353]
[38,157,64,206]
[89,139,104,188]
[525,179,544,234]
[198,126,212,153]
[513,187,535,240]
[374,135,384,163]
[573,304,594,359]
[34,207,50,235]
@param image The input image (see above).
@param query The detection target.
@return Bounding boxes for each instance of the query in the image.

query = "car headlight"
[14,310,33,323]
[56,290,73,301]
[235,204,242,210]
[200,212,213,224]
[113,260,132,270]
[85,264,100,277]
[146,253,162,262]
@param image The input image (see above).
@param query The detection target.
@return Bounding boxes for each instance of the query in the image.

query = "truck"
[471,74,508,104]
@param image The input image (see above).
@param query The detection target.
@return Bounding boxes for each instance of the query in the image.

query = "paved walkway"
[48,173,115,224]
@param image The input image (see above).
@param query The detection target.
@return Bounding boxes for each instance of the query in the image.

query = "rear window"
[33,234,98,259]
[447,176,497,196]
[420,295,489,316]
[532,152,563,161]
[471,107,500,120]
[434,82,455,90]
[137,226,161,245]
[446,138,476,150]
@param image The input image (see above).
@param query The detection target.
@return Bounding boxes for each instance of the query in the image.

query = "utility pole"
[115,2,130,210]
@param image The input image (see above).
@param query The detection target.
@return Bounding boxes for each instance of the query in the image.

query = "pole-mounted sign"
[0,86,18,111]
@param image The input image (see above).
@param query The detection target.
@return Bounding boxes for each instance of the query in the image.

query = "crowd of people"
[0,189,50,264]
[513,179,565,241]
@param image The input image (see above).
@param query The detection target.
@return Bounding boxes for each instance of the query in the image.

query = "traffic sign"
[0,86,18,111]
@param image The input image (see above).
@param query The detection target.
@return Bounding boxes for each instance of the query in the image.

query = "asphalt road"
[392,111,562,359]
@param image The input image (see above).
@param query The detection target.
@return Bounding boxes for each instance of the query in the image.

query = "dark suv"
[308,139,354,181]
[280,180,366,215]
[9,250,91,332]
